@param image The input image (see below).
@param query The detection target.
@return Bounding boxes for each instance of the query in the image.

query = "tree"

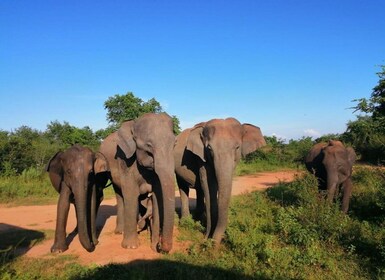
[104,92,162,126]
[103,92,181,134]
[352,65,385,118]
[345,65,385,163]
[45,121,100,149]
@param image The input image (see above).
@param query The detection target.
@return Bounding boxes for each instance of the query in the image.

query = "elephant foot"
[157,241,172,254]
[51,242,68,253]
[121,236,139,249]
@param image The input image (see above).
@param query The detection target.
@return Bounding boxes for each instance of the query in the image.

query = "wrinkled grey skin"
[95,113,176,253]
[305,140,356,213]
[46,144,98,253]
[174,118,266,245]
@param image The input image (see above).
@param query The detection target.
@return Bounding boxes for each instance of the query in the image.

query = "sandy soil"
[0,170,298,266]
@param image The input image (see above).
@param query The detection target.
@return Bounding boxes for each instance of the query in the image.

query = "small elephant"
[137,193,153,232]
[95,113,176,253]
[174,118,266,245]
[305,140,356,213]
[46,144,100,253]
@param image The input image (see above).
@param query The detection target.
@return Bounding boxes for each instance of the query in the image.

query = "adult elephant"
[95,113,175,253]
[46,144,98,253]
[174,118,266,245]
[305,140,356,213]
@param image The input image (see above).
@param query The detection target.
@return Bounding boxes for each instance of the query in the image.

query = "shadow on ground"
[0,224,45,265]
[76,259,260,280]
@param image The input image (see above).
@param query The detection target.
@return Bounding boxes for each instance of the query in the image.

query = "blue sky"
[1,0,384,140]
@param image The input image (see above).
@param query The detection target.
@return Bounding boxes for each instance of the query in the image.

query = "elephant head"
[185,117,266,242]
[95,112,176,252]
[46,144,96,252]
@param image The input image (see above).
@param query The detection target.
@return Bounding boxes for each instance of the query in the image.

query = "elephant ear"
[117,120,137,159]
[46,151,64,193]
[241,124,267,157]
[186,123,206,162]
[94,152,109,173]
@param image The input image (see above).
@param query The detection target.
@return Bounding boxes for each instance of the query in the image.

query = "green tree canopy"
[103,92,181,134]
[45,121,99,149]
[104,92,162,126]
[352,65,385,118]
[345,65,385,163]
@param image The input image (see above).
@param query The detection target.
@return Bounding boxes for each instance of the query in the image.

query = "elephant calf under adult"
[95,113,176,253]
[305,140,356,213]
[174,117,266,245]
[47,144,99,253]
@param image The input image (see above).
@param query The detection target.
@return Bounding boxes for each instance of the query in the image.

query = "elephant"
[95,112,176,253]
[174,117,266,245]
[305,140,356,213]
[46,144,99,253]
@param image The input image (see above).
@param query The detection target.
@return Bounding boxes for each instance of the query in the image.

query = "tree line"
[0,65,384,176]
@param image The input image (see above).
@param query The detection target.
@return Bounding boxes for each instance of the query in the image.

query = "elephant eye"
[235,145,240,150]
[207,144,212,150]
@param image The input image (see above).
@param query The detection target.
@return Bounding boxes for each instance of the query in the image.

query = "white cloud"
[304,128,321,138]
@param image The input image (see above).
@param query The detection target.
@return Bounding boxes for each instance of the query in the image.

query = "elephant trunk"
[212,155,234,243]
[74,182,95,252]
[155,157,175,253]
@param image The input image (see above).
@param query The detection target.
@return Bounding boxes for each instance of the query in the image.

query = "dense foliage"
[0,92,180,177]
[344,65,385,164]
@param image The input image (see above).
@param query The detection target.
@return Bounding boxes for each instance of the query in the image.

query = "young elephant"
[174,118,266,245]
[305,140,356,213]
[46,144,99,253]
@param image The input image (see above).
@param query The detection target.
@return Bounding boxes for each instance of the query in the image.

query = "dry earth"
[0,170,298,266]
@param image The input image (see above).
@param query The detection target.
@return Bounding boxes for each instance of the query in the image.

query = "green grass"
[1,166,385,279]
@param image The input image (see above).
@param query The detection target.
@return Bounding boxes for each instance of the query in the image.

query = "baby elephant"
[305,140,356,213]
[46,144,99,253]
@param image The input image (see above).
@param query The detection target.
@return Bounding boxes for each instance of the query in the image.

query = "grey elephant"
[174,117,266,245]
[46,144,99,253]
[95,113,176,253]
[305,140,356,213]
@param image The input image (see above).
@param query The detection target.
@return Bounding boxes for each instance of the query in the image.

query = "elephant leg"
[177,175,190,219]
[138,195,152,231]
[113,184,124,234]
[199,166,212,239]
[121,183,140,249]
[51,186,71,253]
[150,192,160,251]
[194,186,205,221]
[341,178,353,214]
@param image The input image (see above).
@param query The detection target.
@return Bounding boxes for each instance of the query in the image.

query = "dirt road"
[0,170,297,265]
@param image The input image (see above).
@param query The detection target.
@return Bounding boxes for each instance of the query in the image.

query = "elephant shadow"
[65,204,117,246]
[0,224,45,265]
[96,204,117,236]
[75,259,255,280]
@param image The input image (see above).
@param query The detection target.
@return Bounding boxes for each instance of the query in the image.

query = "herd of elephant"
[45,113,356,254]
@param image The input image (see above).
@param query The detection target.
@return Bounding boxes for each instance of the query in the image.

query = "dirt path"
[0,170,298,266]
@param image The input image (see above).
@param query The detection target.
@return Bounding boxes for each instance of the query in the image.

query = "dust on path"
[0,170,298,266]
